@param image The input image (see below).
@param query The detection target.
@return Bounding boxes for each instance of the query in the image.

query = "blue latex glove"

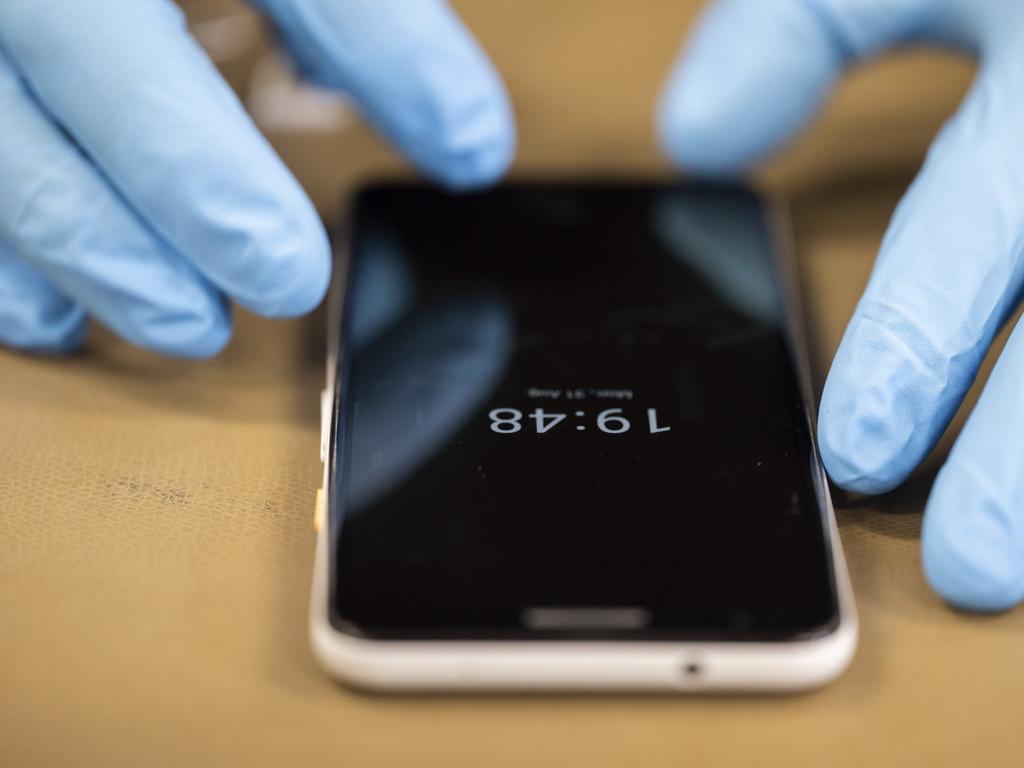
[0,0,514,357]
[658,0,1024,612]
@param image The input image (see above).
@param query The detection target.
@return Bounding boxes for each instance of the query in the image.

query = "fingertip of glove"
[416,87,516,191]
[247,242,331,320]
[0,308,87,356]
[430,133,515,191]
[139,301,234,359]
[230,202,332,320]
[175,322,232,359]
[40,318,87,354]
[816,307,963,496]
[656,80,750,178]
[817,386,911,496]
[656,0,841,177]
[922,471,1024,613]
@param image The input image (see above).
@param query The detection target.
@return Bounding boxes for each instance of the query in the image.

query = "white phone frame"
[309,185,857,692]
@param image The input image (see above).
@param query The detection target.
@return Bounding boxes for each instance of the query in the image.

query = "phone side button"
[319,388,331,463]
[313,488,325,533]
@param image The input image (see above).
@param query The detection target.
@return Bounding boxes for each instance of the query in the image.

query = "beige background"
[2,2,1022,766]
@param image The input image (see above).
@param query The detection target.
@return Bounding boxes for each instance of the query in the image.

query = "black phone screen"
[329,183,840,641]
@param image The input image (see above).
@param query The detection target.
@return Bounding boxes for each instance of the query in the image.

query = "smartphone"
[309,182,857,692]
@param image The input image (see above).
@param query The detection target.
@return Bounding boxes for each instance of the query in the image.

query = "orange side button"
[313,488,325,533]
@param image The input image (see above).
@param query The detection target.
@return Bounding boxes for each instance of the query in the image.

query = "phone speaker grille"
[521,607,651,630]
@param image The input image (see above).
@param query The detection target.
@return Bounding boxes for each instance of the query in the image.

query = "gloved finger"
[819,65,1024,493]
[922,312,1024,612]
[0,51,232,358]
[251,0,515,189]
[657,0,962,175]
[0,241,85,354]
[0,0,329,319]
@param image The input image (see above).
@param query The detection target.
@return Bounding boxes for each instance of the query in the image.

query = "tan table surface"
[3,2,1022,766]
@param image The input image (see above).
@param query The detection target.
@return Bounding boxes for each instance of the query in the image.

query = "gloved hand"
[0,0,514,356]
[658,0,1024,612]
